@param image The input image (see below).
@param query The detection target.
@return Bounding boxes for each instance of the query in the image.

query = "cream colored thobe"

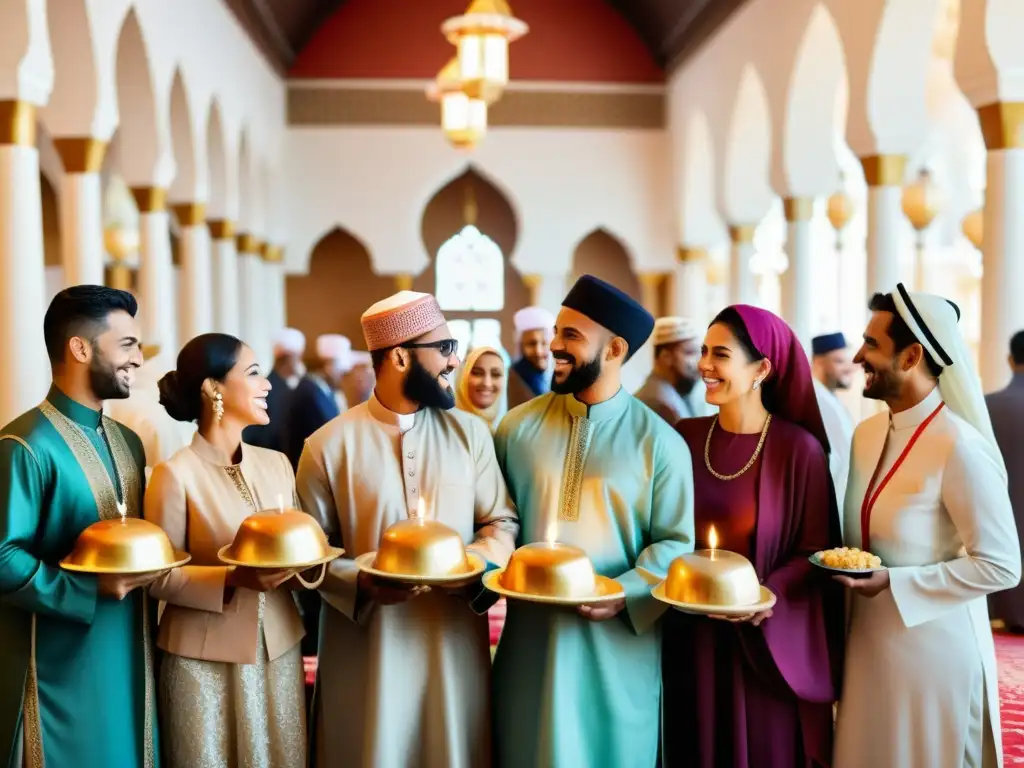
[834,388,1021,768]
[813,378,854,521]
[296,394,519,768]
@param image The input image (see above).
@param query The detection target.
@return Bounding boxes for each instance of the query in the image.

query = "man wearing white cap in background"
[296,290,518,768]
[341,351,375,407]
[284,334,353,469]
[507,305,555,409]
[634,316,713,424]
[245,327,306,452]
[834,286,1021,768]
[810,331,856,514]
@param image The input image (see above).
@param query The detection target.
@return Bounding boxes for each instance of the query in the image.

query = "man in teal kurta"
[0,286,161,768]
[493,275,695,767]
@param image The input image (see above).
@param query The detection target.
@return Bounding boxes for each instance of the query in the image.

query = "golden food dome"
[664,550,761,607]
[373,518,472,578]
[61,518,189,574]
[219,509,343,569]
[499,542,599,599]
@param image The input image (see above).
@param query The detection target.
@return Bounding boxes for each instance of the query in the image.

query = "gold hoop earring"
[213,390,224,422]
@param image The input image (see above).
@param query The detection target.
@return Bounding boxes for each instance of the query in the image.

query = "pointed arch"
[114,9,161,185]
[678,108,723,246]
[571,228,641,304]
[722,64,774,224]
[43,0,101,138]
[168,68,197,203]
[206,99,229,219]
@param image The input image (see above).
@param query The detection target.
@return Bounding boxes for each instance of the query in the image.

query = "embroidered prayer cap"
[272,328,306,358]
[730,304,830,456]
[513,306,555,340]
[561,275,654,362]
[360,291,446,351]
[891,283,1003,471]
[811,332,847,357]
[652,316,699,347]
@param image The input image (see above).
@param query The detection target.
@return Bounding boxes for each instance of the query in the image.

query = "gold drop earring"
[213,390,224,422]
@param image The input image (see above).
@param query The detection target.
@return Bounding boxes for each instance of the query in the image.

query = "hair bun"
[158,371,199,422]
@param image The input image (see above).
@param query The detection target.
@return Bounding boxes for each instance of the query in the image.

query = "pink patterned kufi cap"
[361,291,446,351]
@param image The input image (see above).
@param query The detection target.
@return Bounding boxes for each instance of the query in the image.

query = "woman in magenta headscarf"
[662,305,844,767]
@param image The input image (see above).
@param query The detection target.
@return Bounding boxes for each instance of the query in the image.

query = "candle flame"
[708,524,718,551]
[544,517,558,545]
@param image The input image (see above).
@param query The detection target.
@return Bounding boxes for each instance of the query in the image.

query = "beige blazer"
[145,433,305,664]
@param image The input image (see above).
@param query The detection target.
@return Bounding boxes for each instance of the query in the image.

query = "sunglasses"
[401,338,459,358]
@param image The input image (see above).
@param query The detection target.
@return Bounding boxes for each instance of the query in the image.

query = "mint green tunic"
[0,386,158,768]
[492,389,695,768]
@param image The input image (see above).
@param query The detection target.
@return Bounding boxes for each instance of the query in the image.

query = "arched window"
[435,223,505,353]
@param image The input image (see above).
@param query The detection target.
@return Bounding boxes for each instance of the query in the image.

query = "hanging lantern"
[826,175,854,250]
[427,58,488,150]
[962,208,983,250]
[441,0,528,105]
[902,168,943,232]
[103,225,139,292]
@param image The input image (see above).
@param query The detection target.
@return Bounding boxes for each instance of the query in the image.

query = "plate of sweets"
[809,547,885,579]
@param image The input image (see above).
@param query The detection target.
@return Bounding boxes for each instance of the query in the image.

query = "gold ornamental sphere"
[62,518,189,574]
[104,226,140,263]
[373,518,473,578]
[219,509,343,569]
[663,549,761,607]
[902,169,943,231]
[827,186,854,232]
[962,208,984,250]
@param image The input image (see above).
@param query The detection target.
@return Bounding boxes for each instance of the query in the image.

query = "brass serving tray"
[354,550,486,585]
[651,581,776,617]
[482,568,625,606]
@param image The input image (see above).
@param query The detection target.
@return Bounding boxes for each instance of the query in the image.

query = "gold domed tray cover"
[61,518,191,574]
[482,542,625,606]
[652,549,775,617]
[217,509,344,570]
[355,518,486,585]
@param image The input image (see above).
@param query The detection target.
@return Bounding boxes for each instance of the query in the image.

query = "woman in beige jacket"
[146,333,309,768]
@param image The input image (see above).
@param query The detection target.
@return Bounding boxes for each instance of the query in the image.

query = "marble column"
[781,197,814,351]
[171,203,213,346]
[236,232,262,347]
[263,245,287,339]
[727,224,758,305]
[860,155,907,297]
[53,138,106,287]
[0,100,49,424]
[638,272,665,318]
[675,247,709,325]
[977,102,1024,392]
[208,219,239,336]
[131,187,176,360]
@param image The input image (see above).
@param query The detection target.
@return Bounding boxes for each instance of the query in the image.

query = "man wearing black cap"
[492,274,695,768]
[811,331,855,511]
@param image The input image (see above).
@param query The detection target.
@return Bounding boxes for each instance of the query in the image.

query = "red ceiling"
[289,0,664,83]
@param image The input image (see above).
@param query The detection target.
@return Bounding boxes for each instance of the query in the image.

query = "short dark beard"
[550,352,602,395]
[404,353,455,409]
[862,360,902,401]
[89,347,131,401]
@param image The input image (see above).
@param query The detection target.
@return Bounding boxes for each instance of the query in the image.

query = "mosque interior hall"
[3,0,1024,759]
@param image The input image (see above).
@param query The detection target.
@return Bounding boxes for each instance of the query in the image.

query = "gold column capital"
[171,202,206,227]
[53,137,107,173]
[977,102,1024,150]
[727,225,755,245]
[859,154,906,187]
[521,273,542,290]
[0,101,36,146]
[141,344,161,361]
[235,233,259,254]
[394,273,413,291]
[677,246,708,263]
[130,187,167,213]
[207,219,235,240]
[638,271,667,288]
[262,243,284,263]
[783,197,814,222]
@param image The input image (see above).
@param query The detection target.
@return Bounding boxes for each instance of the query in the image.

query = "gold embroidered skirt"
[159,598,306,768]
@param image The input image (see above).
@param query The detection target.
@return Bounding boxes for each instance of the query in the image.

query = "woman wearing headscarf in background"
[455,345,511,649]
[662,305,844,768]
[455,346,509,433]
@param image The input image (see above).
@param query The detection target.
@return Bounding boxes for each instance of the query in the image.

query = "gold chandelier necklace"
[704,413,772,481]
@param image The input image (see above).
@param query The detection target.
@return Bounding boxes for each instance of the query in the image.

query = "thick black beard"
[550,352,603,395]
[862,361,901,401]
[404,353,455,409]
[89,350,132,401]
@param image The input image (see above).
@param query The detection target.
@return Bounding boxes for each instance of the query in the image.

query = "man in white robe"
[296,290,519,768]
[506,306,555,409]
[811,332,856,514]
[634,315,713,423]
[833,286,1021,768]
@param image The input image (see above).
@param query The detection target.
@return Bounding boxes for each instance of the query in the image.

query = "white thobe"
[834,388,1021,768]
[296,395,519,768]
[813,378,854,520]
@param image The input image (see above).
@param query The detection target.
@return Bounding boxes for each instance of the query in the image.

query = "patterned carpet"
[998,630,1024,764]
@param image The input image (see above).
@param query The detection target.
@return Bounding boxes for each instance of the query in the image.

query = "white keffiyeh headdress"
[892,283,1004,473]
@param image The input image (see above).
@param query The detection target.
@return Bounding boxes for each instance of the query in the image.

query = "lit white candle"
[277,494,284,514]
[417,497,427,520]
[707,524,719,561]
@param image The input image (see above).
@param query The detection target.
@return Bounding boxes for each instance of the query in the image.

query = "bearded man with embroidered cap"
[506,305,555,409]
[296,290,518,768]
[834,286,1020,768]
[0,286,161,768]
[635,315,713,423]
[493,274,695,768]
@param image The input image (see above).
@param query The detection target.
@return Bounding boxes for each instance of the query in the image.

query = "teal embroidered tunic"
[0,386,158,768]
